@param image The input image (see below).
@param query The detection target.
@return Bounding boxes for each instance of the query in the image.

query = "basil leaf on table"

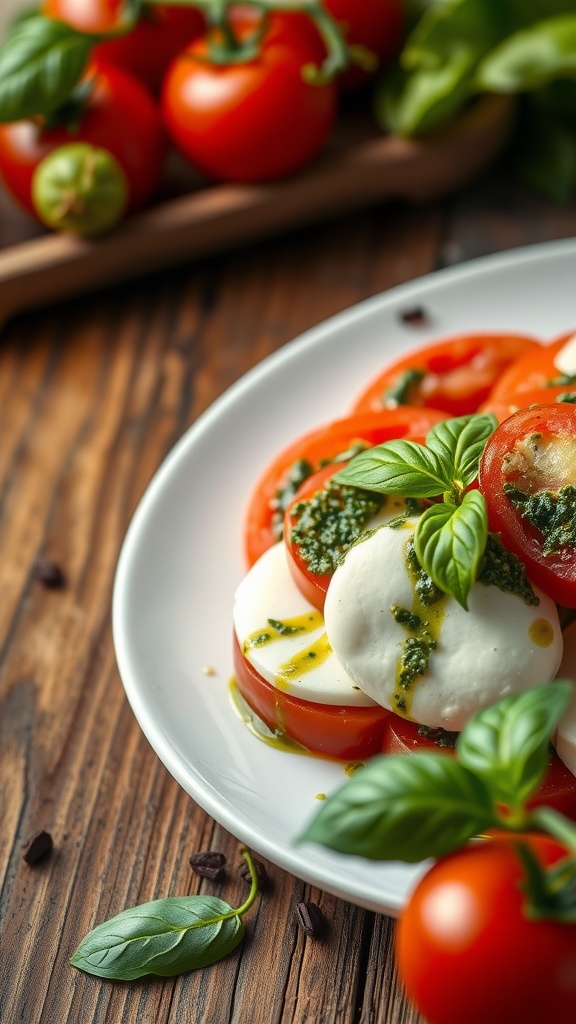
[414,489,488,610]
[476,15,576,92]
[456,681,573,810]
[71,895,245,980]
[0,16,95,123]
[334,439,451,497]
[299,752,496,862]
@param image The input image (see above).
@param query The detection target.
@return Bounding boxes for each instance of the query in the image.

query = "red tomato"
[42,0,204,94]
[161,10,337,183]
[233,634,390,760]
[478,404,576,607]
[397,834,576,1024]
[323,0,405,89]
[0,64,165,216]
[487,329,576,405]
[244,406,448,567]
[383,712,576,820]
[351,333,541,418]
[480,384,576,422]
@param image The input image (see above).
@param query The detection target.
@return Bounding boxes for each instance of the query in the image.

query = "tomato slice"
[486,329,576,405]
[382,710,576,820]
[284,463,342,610]
[244,406,447,566]
[478,404,576,607]
[480,385,576,422]
[351,333,540,418]
[232,635,390,761]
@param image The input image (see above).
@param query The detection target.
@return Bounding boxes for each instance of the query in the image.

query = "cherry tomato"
[383,712,576,820]
[478,404,576,607]
[161,10,337,183]
[42,0,205,94]
[0,64,165,216]
[486,329,576,405]
[323,0,405,89]
[397,834,576,1024]
[351,333,541,418]
[233,634,390,760]
[244,406,448,567]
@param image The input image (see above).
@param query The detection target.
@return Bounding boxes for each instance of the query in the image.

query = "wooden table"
[2,166,576,1024]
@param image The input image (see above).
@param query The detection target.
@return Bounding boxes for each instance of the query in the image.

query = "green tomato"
[32,142,128,237]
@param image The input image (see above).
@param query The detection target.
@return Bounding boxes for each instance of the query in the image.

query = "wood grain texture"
[1,173,576,1024]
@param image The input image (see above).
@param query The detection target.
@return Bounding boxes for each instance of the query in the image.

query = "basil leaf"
[334,439,450,496]
[457,680,573,808]
[426,413,497,488]
[476,15,576,92]
[376,0,504,135]
[0,16,95,122]
[414,490,487,608]
[300,752,495,862]
[70,896,244,980]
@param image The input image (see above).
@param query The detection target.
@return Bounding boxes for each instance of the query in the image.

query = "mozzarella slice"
[233,542,377,706]
[553,333,576,376]
[554,620,576,775]
[324,518,563,731]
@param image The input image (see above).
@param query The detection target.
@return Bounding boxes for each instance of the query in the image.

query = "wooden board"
[0,94,513,320]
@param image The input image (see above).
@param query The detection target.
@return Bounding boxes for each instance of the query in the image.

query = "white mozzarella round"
[323,518,564,731]
[233,542,377,706]
[554,620,576,776]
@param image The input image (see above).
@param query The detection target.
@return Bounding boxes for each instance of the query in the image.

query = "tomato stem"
[143,0,357,78]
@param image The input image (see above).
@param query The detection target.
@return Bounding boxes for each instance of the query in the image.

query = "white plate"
[113,237,576,917]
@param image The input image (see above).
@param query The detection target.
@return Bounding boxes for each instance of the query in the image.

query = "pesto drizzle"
[289,481,386,575]
[384,367,425,406]
[477,532,539,605]
[503,483,576,555]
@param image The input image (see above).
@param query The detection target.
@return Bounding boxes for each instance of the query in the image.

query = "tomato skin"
[244,406,448,567]
[478,404,576,607]
[232,634,390,760]
[480,384,576,422]
[42,0,205,94]
[351,333,541,418]
[161,11,337,183]
[487,329,576,405]
[0,64,165,216]
[383,712,576,820]
[397,835,576,1024]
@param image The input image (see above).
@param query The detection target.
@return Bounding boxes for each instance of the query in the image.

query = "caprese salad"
[232,326,576,816]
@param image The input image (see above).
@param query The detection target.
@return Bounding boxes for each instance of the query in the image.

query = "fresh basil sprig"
[334,413,497,609]
[300,681,576,918]
[70,847,259,980]
[0,17,97,122]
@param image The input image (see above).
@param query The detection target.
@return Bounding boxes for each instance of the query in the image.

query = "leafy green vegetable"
[0,16,96,122]
[334,414,494,607]
[414,489,487,609]
[376,0,576,199]
[300,682,576,919]
[71,847,260,980]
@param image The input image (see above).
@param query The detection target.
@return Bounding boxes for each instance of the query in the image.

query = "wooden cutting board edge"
[0,94,513,321]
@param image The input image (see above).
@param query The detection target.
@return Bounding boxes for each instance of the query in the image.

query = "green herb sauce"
[384,367,426,406]
[391,540,446,716]
[477,533,539,606]
[547,372,576,387]
[503,483,576,555]
[557,392,576,404]
[243,612,322,651]
[289,481,386,575]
